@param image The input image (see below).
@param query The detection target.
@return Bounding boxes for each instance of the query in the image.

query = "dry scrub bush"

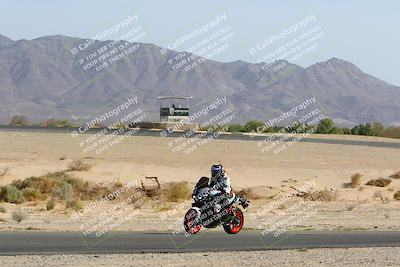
[46,198,56,210]
[65,199,83,211]
[0,185,25,204]
[11,172,99,200]
[346,203,356,211]
[12,172,71,194]
[22,187,44,201]
[52,183,74,202]
[311,189,336,201]
[81,183,113,200]
[236,188,261,200]
[389,171,400,179]
[155,203,173,212]
[350,173,362,188]
[8,171,127,202]
[0,206,6,213]
[0,166,10,177]
[394,191,400,200]
[11,210,27,223]
[277,204,287,210]
[374,191,390,204]
[67,160,92,172]
[141,177,161,198]
[366,178,392,187]
[165,182,191,202]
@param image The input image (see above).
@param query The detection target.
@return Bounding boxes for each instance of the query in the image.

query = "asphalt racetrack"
[0,231,399,255]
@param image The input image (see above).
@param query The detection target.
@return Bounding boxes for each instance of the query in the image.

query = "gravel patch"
[1,247,400,267]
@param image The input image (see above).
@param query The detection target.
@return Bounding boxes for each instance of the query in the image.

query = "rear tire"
[223,207,244,234]
[184,209,202,235]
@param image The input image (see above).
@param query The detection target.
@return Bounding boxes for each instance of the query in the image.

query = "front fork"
[190,207,202,225]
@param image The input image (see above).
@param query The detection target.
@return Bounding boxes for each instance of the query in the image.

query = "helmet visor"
[211,168,222,178]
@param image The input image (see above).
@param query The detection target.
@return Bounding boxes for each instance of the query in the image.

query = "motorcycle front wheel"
[184,209,202,235]
[223,207,244,234]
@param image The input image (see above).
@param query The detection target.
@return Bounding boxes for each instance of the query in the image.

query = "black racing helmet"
[211,164,224,178]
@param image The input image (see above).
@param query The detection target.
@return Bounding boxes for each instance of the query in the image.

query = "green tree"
[10,115,28,126]
[342,128,351,135]
[244,120,266,133]
[228,124,245,132]
[364,123,375,136]
[351,123,376,136]
[372,122,385,136]
[286,122,307,133]
[316,118,336,134]
[334,127,344,134]
[271,126,285,133]
[351,125,360,135]
[46,119,70,127]
[383,126,400,139]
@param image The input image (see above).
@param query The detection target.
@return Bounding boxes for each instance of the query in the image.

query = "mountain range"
[0,34,399,126]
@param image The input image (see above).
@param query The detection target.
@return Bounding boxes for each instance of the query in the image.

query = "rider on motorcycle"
[210,164,231,194]
[209,164,234,213]
[184,164,249,234]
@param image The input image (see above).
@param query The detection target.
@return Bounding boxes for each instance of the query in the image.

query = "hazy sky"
[1,0,399,85]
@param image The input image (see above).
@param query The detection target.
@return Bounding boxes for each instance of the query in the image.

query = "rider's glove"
[241,198,250,209]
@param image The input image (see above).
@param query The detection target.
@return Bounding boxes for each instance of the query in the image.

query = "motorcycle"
[183,177,249,235]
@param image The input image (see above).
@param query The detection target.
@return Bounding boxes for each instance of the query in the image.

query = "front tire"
[184,209,202,235]
[223,207,244,234]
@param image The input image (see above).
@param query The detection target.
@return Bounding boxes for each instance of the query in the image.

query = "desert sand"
[0,130,399,188]
[0,130,399,232]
